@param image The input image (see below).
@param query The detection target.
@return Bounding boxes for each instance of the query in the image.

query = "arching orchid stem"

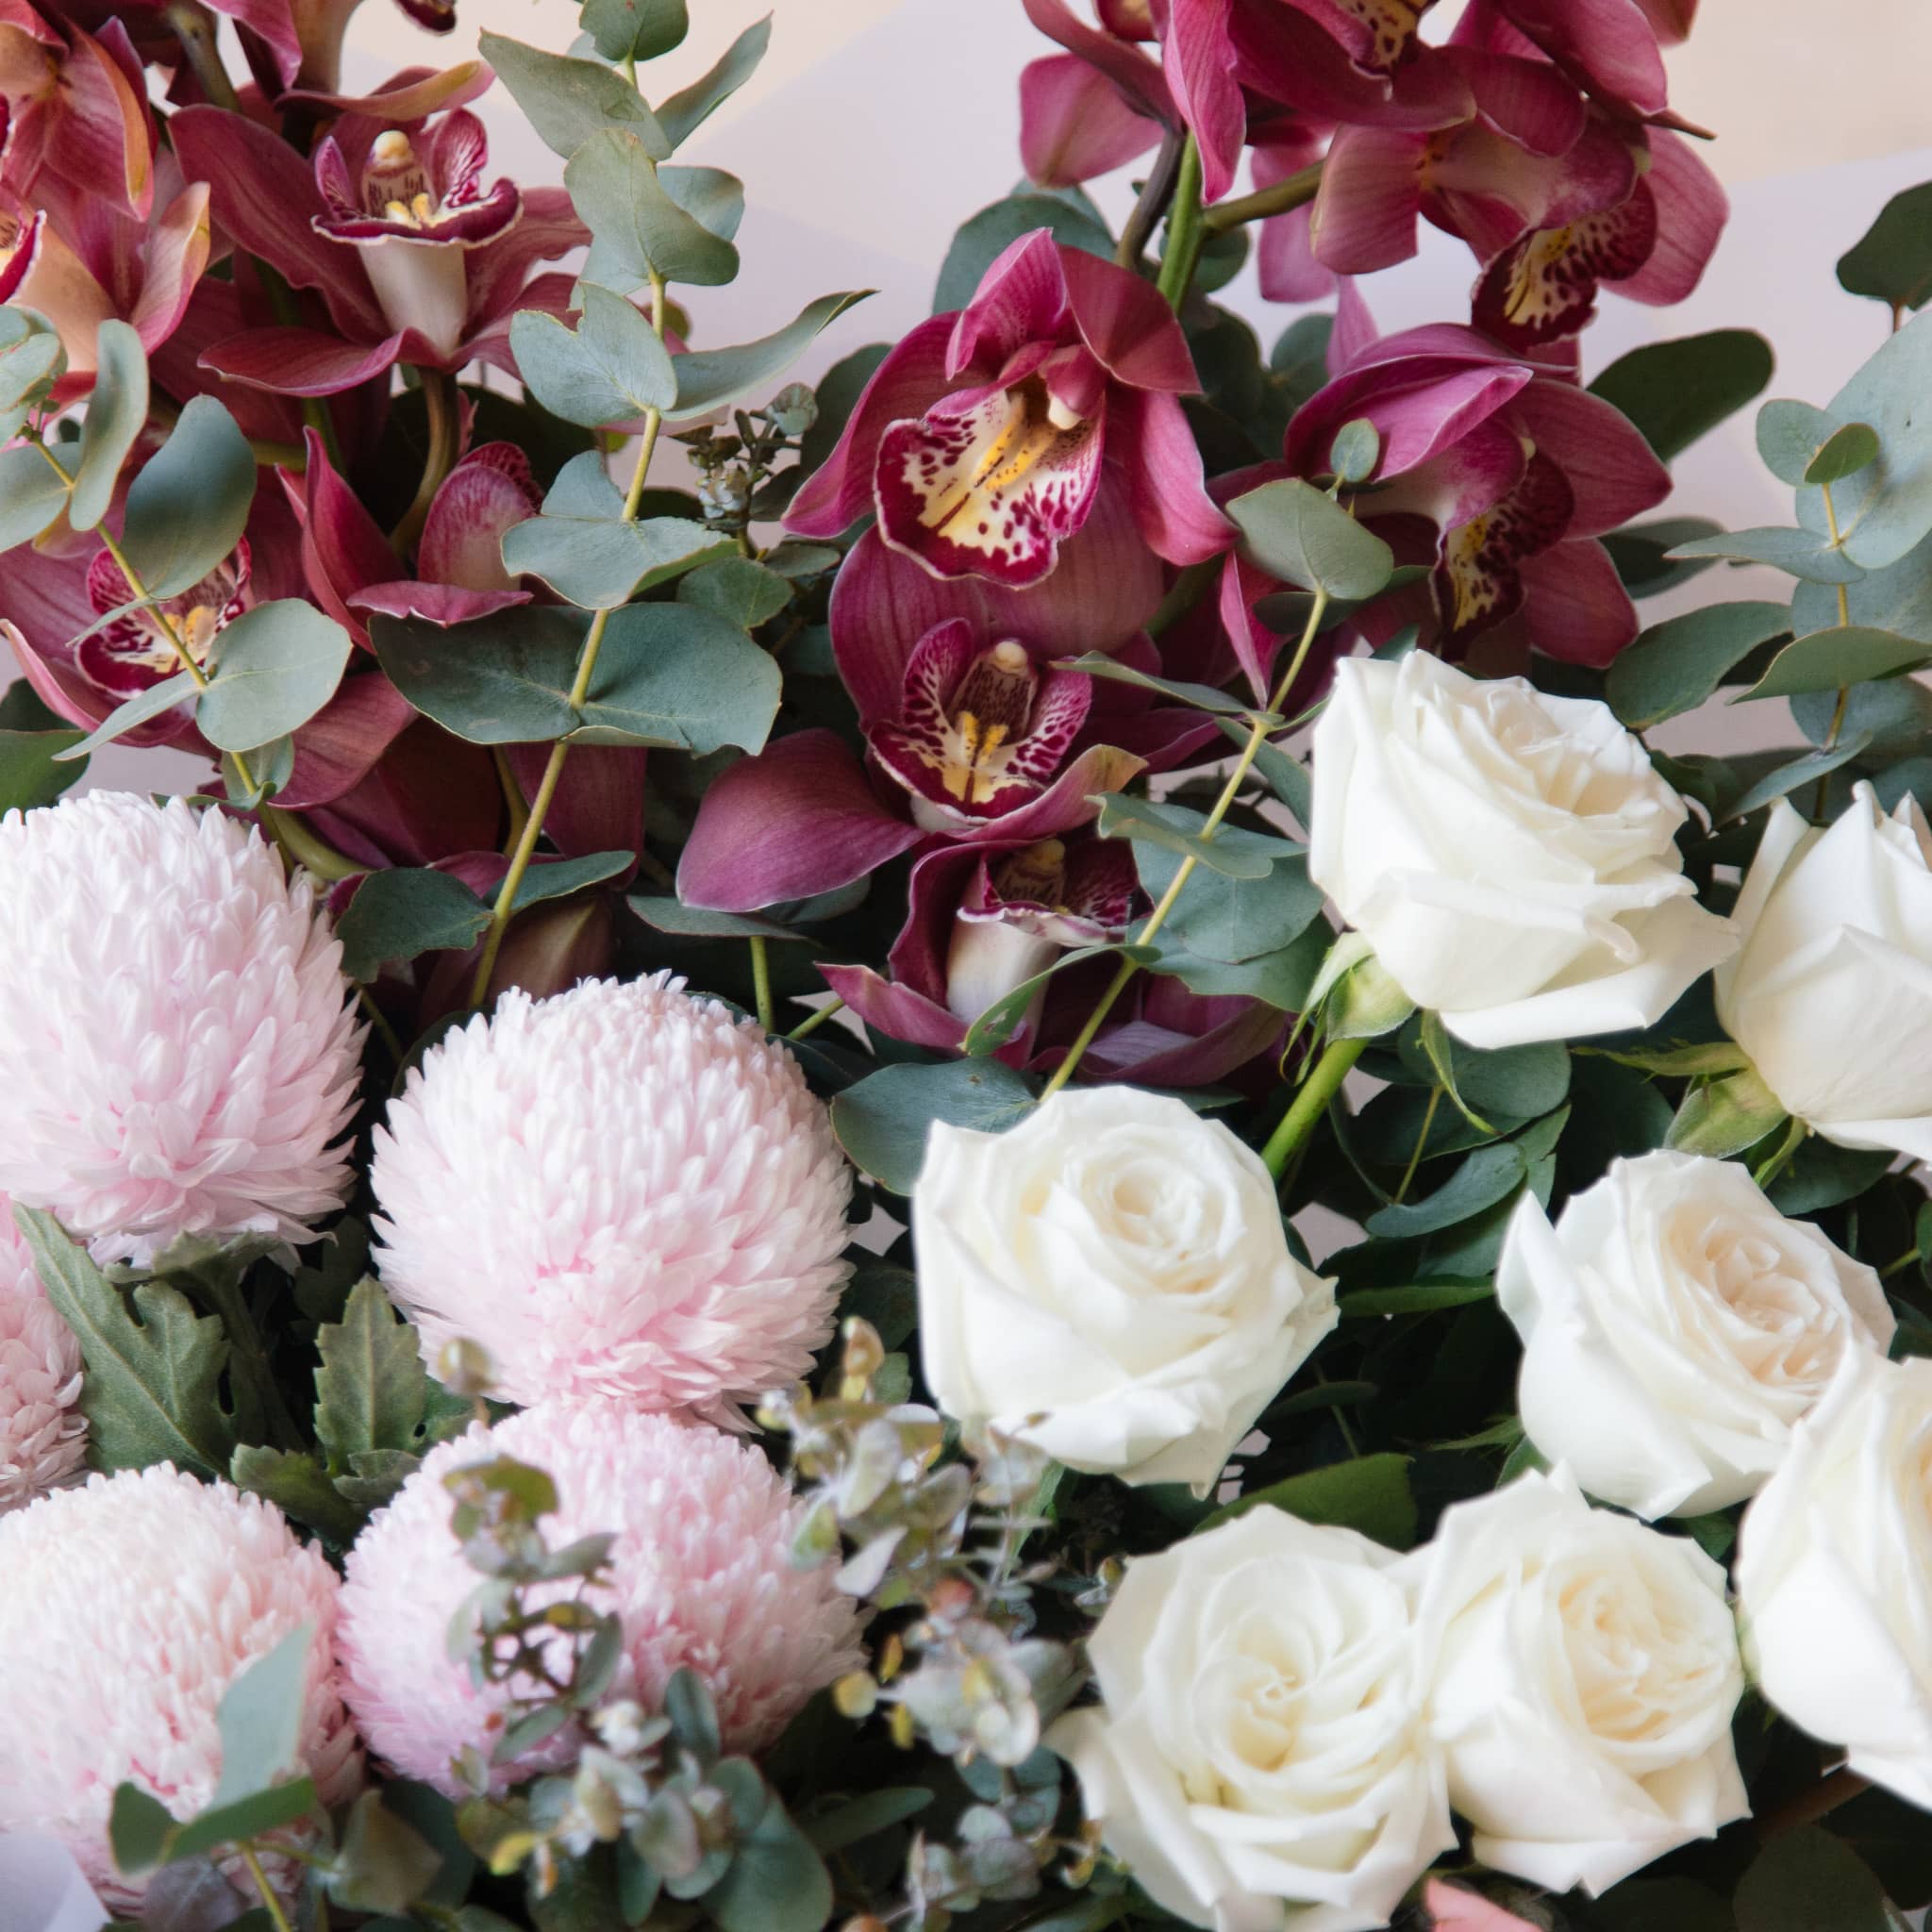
[259,804,363,882]
[468,271,670,1008]
[788,996,845,1041]
[394,367,464,555]
[1039,585,1332,1100]
[1200,160,1325,237]
[749,935,774,1032]
[1116,127,1185,271]
[28,432,261,800]
[1154,133,1205,311]
[1260,1035,1365,1179]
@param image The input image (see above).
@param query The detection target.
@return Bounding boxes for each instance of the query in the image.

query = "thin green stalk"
[788,996,845,1041]
[1820,477,1850,815]
[1039,587,1332,1099]
[393,366,462,553]
[1882,1245,1924,1281]
[1201,160,1324,236]
[749,935,774,1032]
[259,805,362,882]
[357,985,407,1062]
[30,435,259,798]
[1394,1086,1442,1205]
[1260,1035,1365,1179]
[1155,132,1205,311]
[469,269,669,1008]
[238,1843,294,1932]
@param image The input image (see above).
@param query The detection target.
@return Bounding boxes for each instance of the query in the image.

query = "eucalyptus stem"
[749,935,774,1032]
[29,434,259,798]
[238,1843,295,1932]
[259,805,362,882]
[1155,132,1205,311]
[1395,1085,1443,1205]
[1038,586,1331,1100]
[1259,1035,1365,1180]
[468,269,669,1008]
[393,367,462,553]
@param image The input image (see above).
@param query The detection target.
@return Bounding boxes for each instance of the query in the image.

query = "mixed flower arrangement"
[10,1,1932,1929]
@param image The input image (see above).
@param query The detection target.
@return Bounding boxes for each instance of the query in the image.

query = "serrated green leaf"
[70,320,146,532]
[231,1443,366,1543]
[479,33,669,161]
[121,395,256,598]
[1225,477,1393,600]
[316,1278,434,1471]
[665,289,873,423]
[195,601,352,751]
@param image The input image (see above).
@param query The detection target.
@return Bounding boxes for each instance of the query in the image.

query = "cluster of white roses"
[911,652,1932,1932]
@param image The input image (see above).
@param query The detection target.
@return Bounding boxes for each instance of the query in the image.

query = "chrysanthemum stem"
[468,269,669,1009]
[29,434,262,799]
[749,934,774,1032]
[1038,588,1331,1100]
[1260,1035,1365,1180]
[1155,133,1206,311]
[238,1842,294,1932]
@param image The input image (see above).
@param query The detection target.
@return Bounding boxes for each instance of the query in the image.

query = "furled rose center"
[1665,1208,1839,1385]
[919,375,1089,544]
[1556,1559,1724,1748]
[1202,1633,1313,1782]
[940,641,1043,805]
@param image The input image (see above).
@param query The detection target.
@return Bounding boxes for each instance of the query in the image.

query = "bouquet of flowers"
[9,0,1932,1926]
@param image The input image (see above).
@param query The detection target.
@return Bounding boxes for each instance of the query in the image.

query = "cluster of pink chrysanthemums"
[0,791,860,1905]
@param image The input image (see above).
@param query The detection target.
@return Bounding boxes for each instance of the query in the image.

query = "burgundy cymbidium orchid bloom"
[170,65,586,397]
[0,0,152,216]
[79,543,250,697]
[1281,319,1669,664]
[786,228,1228,590]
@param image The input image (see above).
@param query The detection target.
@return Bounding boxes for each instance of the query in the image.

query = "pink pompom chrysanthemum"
[0,1193,86,1510]
[336,1401,865,1795]
[370,974,851,1418]
[0,1464,362,1909]
[0,792,364,1263]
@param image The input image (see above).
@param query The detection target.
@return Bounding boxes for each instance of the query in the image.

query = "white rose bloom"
[912,1088,1337,1496]
[1047,1507,1453,1932]
[1736,1353,1932,1807]
[1717,783,1932,1160]
[1417,1468,1748,1893]
[1498,1151,1894,1519]
[1308,654,1734,1049]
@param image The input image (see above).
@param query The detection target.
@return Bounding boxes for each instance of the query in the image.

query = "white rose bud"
[1047,1507,1453,1932]
[1498,1151,1894,1519]
[1736,1353,1932,1807]
[1717,783,1932,1160]
[1416,1468,1748,1892]
[1308,654,1734,1049]
[913,1087,1337,1496]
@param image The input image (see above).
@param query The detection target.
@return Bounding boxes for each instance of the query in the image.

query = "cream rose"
[1047,1507,1453,1932]
[912,1087,1337,1495]
[1736,1353,1932,1808]
[1307,653,1734,1049]
[1498,1151,1894,1519]
[1717,783,1932,1160]
[1416,1468,1748,1892]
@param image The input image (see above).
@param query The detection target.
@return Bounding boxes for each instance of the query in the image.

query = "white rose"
[1416,1468,1748,1893]
[1498,1151,1894,1519]
[1736,1353,1932,1807]
[1307,654,1734,1049]
[1047,1507,1454,1932]
[913,1087,1337,1495]
[1717,783,1932,1160]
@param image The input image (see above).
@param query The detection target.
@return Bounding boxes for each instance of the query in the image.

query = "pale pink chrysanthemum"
[0,792,364,1263]
[0,1192,86,1510]
[0,1464,362,1910]
[370,974,851,1418]
[336,1401,866,1796]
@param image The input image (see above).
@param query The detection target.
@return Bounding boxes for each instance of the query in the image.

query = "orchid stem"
[1200,160,1324,236]
[28,432,259,799]
[788,996,845,1042]
[393,367,462,554]
[1259,1035,1365,1180]
[1155,132,1205,311]
[1038,586,1332,1100]
[1116,128,1185,271]
[238,1843,294,1932]
[467,269,669,1009]
[749,936,774,1032]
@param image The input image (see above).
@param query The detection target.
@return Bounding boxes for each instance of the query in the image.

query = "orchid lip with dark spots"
[77,541,252,699]
[871,624,1093,830]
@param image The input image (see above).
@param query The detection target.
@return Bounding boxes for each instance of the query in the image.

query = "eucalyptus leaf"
[195,601,353,751]
[1757,398,1843,486]
[1731,625,1932,701]
[1604,600,1791,728]
[1668,526,1864,584]
[573,602,781,753]
[831,1060,1036,1193]
[509,285,676,428]
[1719,731,1873,822]
[1807,420,1882,486]
[932,192,1111,316]
[655,13,771,150]
[0,440,74,551]
[567,130,741,289]
[1587,329,1774,461]
[1225,477,1394,600]
[212,1623,313,1805]
[53,670,196,761]
[1838,181,1932,315]
[0,726,86,808]
[69,319,146,532]
[372,607,583,744]
[1134,841,1324,963]
[1603,515,1724,597]
[1329,418,1379,483]
[677,557,791,628]
[478,33,669,161]
[501,506,734,608]
[1365,1141,1528,1238]
[337,868,489,980]
[1094,795,1291,879]
[1066,651,1257,715]
[665,289,873,423]
[627,896,811,941]
[580,0,685,64]
[121,395,256,598]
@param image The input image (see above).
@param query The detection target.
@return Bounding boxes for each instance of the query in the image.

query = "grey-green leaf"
[666,289,873,423]
[1587,329,1774,462]
[677,557,791,628]
[932,192,1112,317]
[335,867,489,980]
[121,395,256,598]
[831,1060,1036,1193]
[1135,842,1324,963]
[1094,794,1291,879]
[0,440,74,552]
[212,1623,313,1805]
[54,670,196,761]
[509,285,675,428]
[0,726,87,808]
[1732,625,1932,702]
[567,130,741,289]
[70,319,147,532]
[1225,477,1394,601]
[1668,525,1864,584]
[1604,600,1790,728]
[573,602,781,754]
[655,14,771,151]
[502,506,733,608]
[1202,1453,1416,1550]
[1757,398,1842,487]
[372,607,582,744]
[478,32,669,161]
[195,601,353,751]
[580,0,685,64]
[1806,421,1882,486]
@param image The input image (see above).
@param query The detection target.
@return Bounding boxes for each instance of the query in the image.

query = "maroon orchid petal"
[948,228,1071,379]
[1505,377,1668,536]
[1253,134,1337,302]
[1286,0,1435,75]
[1617,128,1726,305]
[350,582,531,625]
[1472,0,1668,117]
[457,188,588,333]
[418,441,540,591]
[282,58,492,120]
[829,489,1164,725]
[171,104,384,339]
[820,964,971,1055]
[43,23,152,219]
[876,380,1107,588]
[1451,46,1588,156]
[506,743,647,859]
[1021,0,1175,124]
[283,426,399,644]
[1289,354,1529,477]
[1518,536,1637,666]
[1309,125,1424,274]
[1106,389,1234,566]
[2,618,193,746]
[1232,7,1472,127]
[970,741,1146,844]
[126,182,213,358]
[1434,446,1573,652]
[1369,414,1526,531]
[676,729,924,913]
[1074,983,1284,1085]
[313,717,502,867]
[1058,244,1201,392]
[202,324,411,395]
[0,201,41,306]
[1162,0,1246,203]
[785,313,957,541]
[278,668,419,808]
[1020,53,1159,187]
[1218,551,1278,701]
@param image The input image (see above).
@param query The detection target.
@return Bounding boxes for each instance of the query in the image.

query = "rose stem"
[1258,1035,1365,1181]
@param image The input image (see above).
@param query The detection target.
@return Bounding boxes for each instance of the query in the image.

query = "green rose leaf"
[1202,1453,1418,1550]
